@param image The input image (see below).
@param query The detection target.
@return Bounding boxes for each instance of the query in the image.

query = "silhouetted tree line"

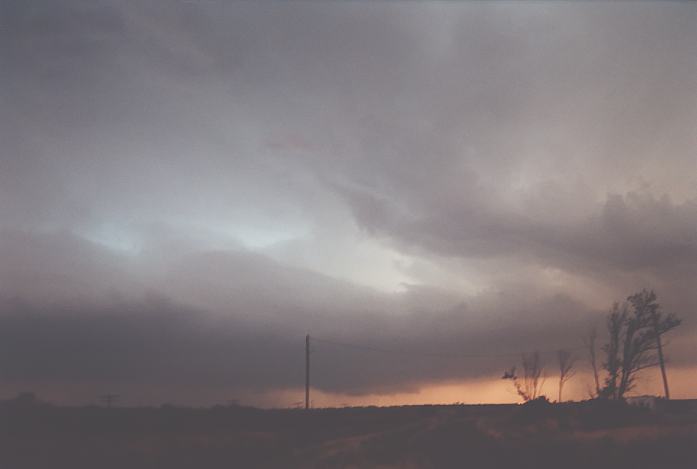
[504,289,681,403]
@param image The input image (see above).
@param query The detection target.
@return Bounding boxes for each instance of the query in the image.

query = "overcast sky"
[1,0,696,407]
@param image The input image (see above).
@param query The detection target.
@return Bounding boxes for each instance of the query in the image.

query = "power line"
[312,336,585,359]
[302,335,587,408]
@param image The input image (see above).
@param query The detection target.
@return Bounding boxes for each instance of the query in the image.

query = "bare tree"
[557,349,576,402]
[600,302,625,399]
[502,351,545,402]
[583,326,601,397]
[629,289,679,399]
[599,290,681,400]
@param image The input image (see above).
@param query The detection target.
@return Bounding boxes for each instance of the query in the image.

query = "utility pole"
[652,316,671,399]
[99,394,119,408]
[305,334,310,410]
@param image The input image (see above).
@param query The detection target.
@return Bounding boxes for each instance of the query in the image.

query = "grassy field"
[2,398,695,468]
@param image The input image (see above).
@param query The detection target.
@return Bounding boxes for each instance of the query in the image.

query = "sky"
[1,0,696,407]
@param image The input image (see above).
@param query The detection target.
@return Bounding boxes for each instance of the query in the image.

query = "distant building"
[0,392,48,409]
[626,395,659,410]
[626,395,697,414]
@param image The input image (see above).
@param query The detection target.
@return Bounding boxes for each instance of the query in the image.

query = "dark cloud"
[342,187,697,272]
[2,232,695,404]
[0,232,599,398]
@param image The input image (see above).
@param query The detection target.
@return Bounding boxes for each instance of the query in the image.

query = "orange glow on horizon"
[253,367,697,409]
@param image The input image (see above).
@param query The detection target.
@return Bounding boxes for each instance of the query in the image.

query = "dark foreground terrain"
[2,396,695,469]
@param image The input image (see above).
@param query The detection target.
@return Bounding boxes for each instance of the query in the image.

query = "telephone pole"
[305,334,310,410]
[99,394,119,408]
[653,317,671,399]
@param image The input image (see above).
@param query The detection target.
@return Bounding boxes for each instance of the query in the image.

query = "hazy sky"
[1,1,696,407]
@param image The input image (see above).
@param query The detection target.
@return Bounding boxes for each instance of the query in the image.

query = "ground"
[2,398,695,468]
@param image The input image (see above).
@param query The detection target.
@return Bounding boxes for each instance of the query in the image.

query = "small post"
[99,394,119,408]
[305,334,310,410]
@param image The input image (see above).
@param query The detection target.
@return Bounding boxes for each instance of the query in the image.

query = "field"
[2,398,695,469]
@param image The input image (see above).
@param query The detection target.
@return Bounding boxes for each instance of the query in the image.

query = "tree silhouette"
[583,326,601,398]
[599,289,680,400]
[557,349,576,402]
[503,351,545,402]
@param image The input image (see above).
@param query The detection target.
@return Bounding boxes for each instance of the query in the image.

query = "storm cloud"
[1,1,696,405]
